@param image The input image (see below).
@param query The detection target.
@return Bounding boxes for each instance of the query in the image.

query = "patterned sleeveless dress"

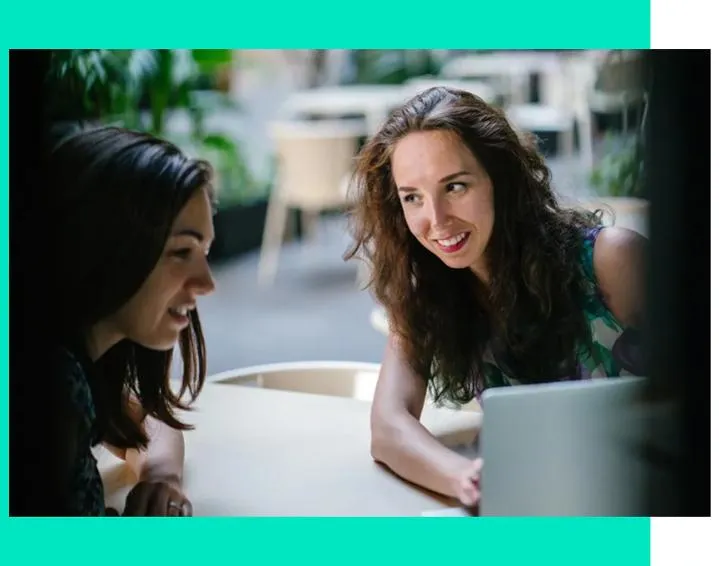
[478,226,641,397]
[54,345,106,515]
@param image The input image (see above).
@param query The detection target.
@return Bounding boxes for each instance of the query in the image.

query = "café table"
[96,382,482,516]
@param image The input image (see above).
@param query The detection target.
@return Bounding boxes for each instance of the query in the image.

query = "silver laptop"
[478,376,650,516]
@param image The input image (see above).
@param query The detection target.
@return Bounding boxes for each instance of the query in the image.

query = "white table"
[441,52,566,104]
[96,383,481,516]
[443,52,564,75]
[279,85,409,134]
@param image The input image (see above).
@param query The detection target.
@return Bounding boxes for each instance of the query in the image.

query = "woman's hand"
[450,458,482,507]
[122,479,192,516]
[107,409,191,516]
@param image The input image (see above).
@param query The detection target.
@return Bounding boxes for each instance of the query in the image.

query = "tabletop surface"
[97,382,482,516]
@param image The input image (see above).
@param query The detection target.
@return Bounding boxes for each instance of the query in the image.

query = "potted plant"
[203,140,272,262]
[585,131,649,235]
[46,49,274,261]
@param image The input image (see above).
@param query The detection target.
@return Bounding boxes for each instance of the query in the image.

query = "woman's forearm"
[371,412,473,498]
[125,417,185,486]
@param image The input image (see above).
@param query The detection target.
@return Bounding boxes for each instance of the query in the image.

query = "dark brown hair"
[345,87,602,404]
[48,125,214,448]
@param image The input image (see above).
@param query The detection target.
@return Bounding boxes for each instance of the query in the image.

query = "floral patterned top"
[478,226,641,396]
[54,345,106,515]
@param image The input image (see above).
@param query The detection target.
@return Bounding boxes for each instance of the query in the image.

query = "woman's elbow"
[370,428,386,462]
[369,412,400,463]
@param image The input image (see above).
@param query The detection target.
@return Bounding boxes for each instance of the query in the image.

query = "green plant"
[192,49,234,90]
[589,133,645,199]
[196,134,267,207]
[46,50,132,122]
[350,50,440,85]
[47,49,199,131]
[46,49,262,207]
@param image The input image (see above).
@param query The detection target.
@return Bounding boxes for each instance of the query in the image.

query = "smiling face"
[391,129,495,280]
[97,188,217,354]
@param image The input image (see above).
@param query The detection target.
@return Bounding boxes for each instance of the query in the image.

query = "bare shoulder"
[594,226,647,267]
[592,226,647,327]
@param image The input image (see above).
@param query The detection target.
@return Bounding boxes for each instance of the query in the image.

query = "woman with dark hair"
[345,87,646,508]
[32,126,216,516]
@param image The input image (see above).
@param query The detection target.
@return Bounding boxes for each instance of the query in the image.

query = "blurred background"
[45,49,649,375]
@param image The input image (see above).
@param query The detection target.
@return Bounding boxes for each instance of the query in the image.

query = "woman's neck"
[85,320,123,362]
[470,256,491,285]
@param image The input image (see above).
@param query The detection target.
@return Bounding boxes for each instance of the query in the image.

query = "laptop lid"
[478,377,649,516]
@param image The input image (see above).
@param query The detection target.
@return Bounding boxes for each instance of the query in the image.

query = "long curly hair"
[345,87,603,405]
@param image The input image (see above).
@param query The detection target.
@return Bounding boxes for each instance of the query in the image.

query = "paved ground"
[199,215,385,376]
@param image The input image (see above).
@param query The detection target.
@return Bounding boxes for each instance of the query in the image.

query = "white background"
[650,1,716,564]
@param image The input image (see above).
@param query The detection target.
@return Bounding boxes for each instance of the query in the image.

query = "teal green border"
[0,1,649,49]
[2,2,650,564]
[3,517,649,565]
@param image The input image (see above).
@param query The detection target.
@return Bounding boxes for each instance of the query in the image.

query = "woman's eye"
[402,194,418,204]
[170,248,192,260]
[447,182,467,192]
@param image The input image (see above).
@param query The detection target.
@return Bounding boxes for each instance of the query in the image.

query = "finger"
[458,491,478,507]
[123,483,154,516]
[466,479,480,501]
[458,479,480,506]
[165,494,190,517]
[469,459,483,484]
[149,485,173,517]
[125,482,167,516]
[167,500,181,517]
[471,458,483,475]
[180,499,193,517]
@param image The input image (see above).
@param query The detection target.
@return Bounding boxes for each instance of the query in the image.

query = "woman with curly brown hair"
[345,87,646,508]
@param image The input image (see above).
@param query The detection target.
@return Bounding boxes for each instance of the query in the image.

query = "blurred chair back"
[208,360,481,412]
[258,119,365,286]
[209,360,381,401]
[270,119,365,209]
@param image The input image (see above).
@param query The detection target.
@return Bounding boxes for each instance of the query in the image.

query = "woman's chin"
[132,332,181,352]
[438,252,486,275]
[442,258,473,270]
[436,251,476,270]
